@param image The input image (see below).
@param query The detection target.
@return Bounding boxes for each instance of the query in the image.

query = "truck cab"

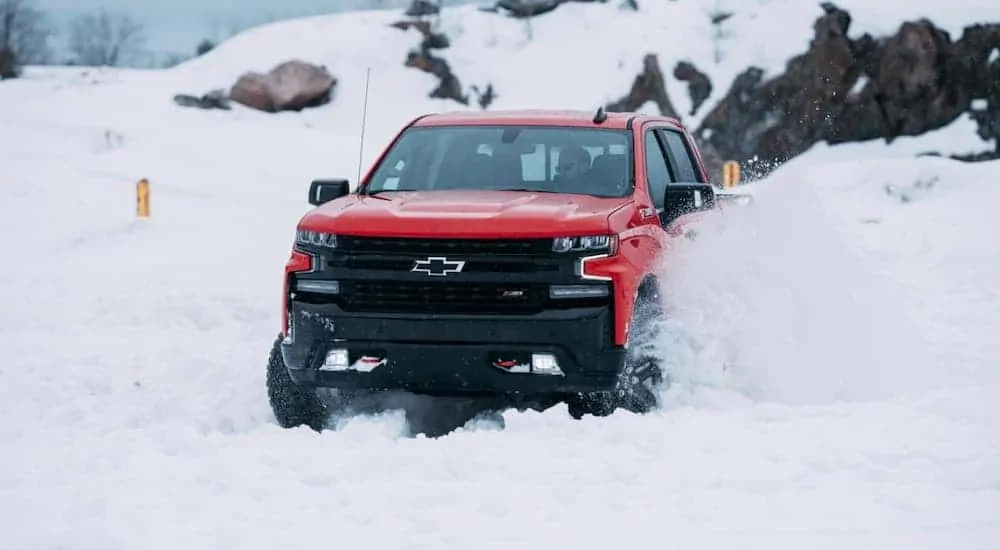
[266,108,719,429]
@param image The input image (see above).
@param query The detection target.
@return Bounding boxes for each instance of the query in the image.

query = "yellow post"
[137,178,150,218]
[722,161,740,189]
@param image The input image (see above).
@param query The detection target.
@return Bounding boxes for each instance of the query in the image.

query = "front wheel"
[567,291,665,419]
[266,335,327,430]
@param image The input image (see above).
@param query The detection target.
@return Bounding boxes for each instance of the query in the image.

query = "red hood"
[298,190,632,238]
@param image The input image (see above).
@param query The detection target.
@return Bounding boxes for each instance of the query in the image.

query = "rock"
[422,32,451,50]
[496,0,564,19]
[396,14,466,105]
[952,24,1000,98]
[693,4,1000,177]
[405,0,440,18]
[229,60,336,113]
[405,50,468,105]
[969,74,1000,154]
[471,84,498,109]
[267,60,336,111]
[869,20,964,139]
[673,61,712,116]
[606,54,680,119]
[606,54,678,117]
[390,20,451,50]
[173,89,232,110]
[958,25,1000,154]
[230,72,275,111]
[950,150,1000,162]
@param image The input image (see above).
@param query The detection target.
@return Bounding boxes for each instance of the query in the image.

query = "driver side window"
[644,130,672,210]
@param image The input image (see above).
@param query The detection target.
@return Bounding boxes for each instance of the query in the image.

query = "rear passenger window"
[660,129,699,182]
[644,131,670,210]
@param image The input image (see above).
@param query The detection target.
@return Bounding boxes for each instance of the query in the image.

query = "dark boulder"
[390,20,451,50]
[496,0,563,19]
[673,61,712,116]
[693,4,1000,177]
[229,60,336,113]
[405,0,440,18]
[471,83,498,109]
[405,50,468,105]
[606,53,680,119]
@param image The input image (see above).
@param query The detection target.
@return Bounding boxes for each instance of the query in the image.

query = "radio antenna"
[356,67,372,189]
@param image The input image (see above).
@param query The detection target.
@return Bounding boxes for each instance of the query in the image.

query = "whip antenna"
[356,67,372,188]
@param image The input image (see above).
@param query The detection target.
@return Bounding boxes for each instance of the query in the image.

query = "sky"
[34,0,477,65]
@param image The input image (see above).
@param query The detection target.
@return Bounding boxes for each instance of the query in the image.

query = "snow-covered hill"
[166,0,997,160]
[1,1,999,548]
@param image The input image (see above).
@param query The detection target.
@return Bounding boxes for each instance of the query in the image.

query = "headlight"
[296,229,337,248]
[552,235,617,254]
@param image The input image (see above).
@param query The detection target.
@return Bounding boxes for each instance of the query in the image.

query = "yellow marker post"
[722,161,741,189]
[137,178,150,218]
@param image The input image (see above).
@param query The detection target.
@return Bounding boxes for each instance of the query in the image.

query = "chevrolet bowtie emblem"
[411,256,466,277]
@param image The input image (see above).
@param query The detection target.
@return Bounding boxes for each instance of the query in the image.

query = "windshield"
[362,125,633,197]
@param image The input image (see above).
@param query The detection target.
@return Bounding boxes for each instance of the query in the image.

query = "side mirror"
[662,183,716,224]
[308,179,350,206]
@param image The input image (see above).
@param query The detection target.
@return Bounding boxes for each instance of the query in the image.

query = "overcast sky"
[33,0,472,63]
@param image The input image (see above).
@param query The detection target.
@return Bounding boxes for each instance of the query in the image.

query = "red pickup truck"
[266,108,721,430]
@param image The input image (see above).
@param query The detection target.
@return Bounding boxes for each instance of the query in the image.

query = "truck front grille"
[337,236,552,256]
[338,280,547,315]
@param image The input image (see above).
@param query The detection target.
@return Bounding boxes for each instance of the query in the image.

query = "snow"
[2,1,1000,548]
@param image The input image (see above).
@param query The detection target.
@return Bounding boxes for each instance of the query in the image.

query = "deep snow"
[2,1,999,548]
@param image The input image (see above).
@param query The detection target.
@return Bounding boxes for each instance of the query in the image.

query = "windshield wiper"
[492,188,564,194]
[360,188,419,200]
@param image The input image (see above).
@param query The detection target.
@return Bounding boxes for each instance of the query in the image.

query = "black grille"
[338,236,552,256]
[339,280,547,314]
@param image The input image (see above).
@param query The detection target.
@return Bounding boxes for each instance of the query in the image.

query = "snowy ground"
[2,1,1000,548]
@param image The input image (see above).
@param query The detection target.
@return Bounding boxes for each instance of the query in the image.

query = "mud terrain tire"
[266,335,327,430]
[567,288,665,418]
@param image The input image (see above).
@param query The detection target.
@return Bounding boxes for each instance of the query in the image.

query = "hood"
[299,190,632,238]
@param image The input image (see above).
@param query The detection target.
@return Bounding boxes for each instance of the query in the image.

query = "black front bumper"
[280,301,625,396]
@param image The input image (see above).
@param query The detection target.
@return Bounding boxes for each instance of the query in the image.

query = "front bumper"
[280,301,625,396]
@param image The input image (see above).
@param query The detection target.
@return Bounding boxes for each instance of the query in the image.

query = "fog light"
[320,348,349,371]
[549,285,609,299]
[531,353,564,376]
[296,279,340,294]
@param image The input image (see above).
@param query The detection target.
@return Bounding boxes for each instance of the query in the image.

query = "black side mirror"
[661,183,716,224]
[308,179,350,206]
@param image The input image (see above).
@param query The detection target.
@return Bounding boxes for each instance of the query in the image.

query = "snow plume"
[654,163,935,408]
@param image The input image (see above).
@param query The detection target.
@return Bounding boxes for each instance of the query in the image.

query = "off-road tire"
[266,335,327,431]
[567,288,665,419]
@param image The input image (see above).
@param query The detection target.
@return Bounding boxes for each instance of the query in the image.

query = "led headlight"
[552,235,617,253]
[296,229,338,248]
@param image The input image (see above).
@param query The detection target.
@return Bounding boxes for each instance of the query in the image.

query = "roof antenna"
[356,66,372,190]
[593,106,607,124]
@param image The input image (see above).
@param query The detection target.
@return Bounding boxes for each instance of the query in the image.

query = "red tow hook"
[494,359,518,369]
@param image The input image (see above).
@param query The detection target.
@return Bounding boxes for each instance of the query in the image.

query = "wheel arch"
[623,273,663,346]
[636,274,661,303]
